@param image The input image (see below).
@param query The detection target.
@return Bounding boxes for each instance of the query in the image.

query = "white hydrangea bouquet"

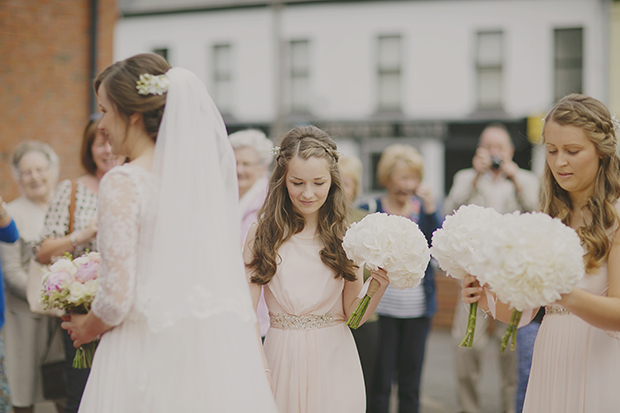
[41,252,101,368]
[474,212,585,352]
[430,205,502,347]
[342,212,431,328]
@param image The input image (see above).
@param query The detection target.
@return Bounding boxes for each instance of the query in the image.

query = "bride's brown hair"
[94,53,171,142]
[248,125,357,284]
[540,94,620,272]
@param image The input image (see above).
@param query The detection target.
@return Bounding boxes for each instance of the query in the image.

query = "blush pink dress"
[523,202,620,413]
[263,232,365,413]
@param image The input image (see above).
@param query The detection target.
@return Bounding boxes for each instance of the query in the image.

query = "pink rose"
[44,271,72,295]
[74,261,100,283]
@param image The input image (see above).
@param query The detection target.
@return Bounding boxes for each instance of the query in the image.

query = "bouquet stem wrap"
[73,338,99,369]
[459,302,478,347]
[500,309,522,353]
[347,278,380,329]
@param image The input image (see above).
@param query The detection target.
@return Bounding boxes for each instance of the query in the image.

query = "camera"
[491,156,503,170]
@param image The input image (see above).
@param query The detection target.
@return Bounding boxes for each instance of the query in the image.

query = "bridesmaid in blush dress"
[461,94,620,413]
[245,126,390,413]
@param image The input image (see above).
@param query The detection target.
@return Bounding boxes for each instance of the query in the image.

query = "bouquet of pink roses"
[41,252,101,368]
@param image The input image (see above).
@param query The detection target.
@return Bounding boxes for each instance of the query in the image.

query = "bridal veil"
[135,67,277,412]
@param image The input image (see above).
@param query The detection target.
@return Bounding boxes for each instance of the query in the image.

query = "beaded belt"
[545,305,570,316]
[270,311,334,330]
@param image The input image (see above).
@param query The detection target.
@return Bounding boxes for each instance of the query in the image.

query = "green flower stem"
[500,309,522,353]
[347,295,370,329]
[72,339,99,369]
[347,278,381,329]
[459,302,478,347]
[510,311,522,351]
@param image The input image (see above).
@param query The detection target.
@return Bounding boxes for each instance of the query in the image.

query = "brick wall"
[0,0,117,201]
[432,268,460,330]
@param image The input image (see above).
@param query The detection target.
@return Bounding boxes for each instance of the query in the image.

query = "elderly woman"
[229,129,273,338]
[230,129,273,243]
[34,116,117,413]
[0,198,19,412]
[360,144,442,413]
[0,142,61,413]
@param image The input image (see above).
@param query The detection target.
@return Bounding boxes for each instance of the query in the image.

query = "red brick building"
[0,0,117,201]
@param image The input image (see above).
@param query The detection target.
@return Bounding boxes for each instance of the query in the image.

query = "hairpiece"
[271,146,281,156]
[136,73,169,96]
[612,114,620,137]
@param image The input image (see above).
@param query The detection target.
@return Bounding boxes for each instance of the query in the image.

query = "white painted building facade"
[115,0,611,199]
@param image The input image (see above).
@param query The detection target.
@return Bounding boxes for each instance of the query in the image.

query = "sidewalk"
[419,328,504,413]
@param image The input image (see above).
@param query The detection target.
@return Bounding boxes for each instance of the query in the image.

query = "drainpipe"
[89,0,99,114]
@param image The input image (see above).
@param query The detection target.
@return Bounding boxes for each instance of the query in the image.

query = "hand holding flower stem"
[460,275,481,347]
[347,276,381,329]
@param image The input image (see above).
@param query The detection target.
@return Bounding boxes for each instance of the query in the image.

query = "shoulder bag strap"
[67,180,77,235]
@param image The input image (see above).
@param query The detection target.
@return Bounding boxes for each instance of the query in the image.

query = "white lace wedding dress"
[79,163,276,412]
[78,66,276,413]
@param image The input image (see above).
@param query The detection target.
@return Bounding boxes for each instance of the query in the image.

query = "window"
[212,44,233,114]
[476,31,503,110]
[152,48,169,63]
[554,28,583,101]
[377,35,402,112]
[289,40,310,113]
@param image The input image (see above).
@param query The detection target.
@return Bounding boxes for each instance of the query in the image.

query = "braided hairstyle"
[248,125,357,284]
[94,53,171,142]
[541,93,620,272]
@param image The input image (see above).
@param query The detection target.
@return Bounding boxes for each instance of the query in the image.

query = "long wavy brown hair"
[540,94,620,272]
[248,125,357,284]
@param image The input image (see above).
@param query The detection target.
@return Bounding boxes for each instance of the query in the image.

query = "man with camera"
[444,122,539,413]
[444,122,539,216]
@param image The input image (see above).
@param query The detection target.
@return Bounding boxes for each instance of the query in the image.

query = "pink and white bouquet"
[41,252,101,368]
[342,212,431,328]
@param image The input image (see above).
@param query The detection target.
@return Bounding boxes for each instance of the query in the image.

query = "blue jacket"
[0,220,19,330]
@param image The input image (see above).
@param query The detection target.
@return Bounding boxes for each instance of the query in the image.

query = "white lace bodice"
[91,165,151,326]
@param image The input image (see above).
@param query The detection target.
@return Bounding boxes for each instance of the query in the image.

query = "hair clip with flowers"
[136,73,169,96]
[612,114,620,137]
[271,146,281,156]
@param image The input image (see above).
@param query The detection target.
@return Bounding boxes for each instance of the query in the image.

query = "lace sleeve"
[91,168,141,326]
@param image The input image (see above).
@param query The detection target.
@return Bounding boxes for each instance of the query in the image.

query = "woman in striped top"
[360,144,442,413]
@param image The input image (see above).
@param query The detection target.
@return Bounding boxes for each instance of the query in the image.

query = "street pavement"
[34,328,504,413]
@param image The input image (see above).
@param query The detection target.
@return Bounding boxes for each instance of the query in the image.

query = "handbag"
[27,180,77,316]
[40,317,67,400]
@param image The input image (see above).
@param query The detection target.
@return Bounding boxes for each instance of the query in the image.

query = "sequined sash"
[269,311,335,330]
[545,304,570,316]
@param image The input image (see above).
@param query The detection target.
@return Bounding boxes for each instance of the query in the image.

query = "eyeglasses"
[20,166,50,180]
[236,161,261,169]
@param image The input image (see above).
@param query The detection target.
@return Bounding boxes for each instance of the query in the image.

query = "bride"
[61,53,277,412]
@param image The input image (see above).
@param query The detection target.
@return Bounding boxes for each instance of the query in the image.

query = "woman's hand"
[61,312,112,348]
[81,218,98,242]
[461,274,483,305]
[370,268,390,288]
[415,183,437,214]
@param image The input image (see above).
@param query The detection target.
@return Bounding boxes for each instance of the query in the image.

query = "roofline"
[120,0,418,18]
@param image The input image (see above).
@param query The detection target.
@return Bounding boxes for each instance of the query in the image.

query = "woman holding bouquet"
[61,54,277,412]
[359,144,441,413]
[34,115,116,413]
[462,94,620,413]
[245,125,390,412]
